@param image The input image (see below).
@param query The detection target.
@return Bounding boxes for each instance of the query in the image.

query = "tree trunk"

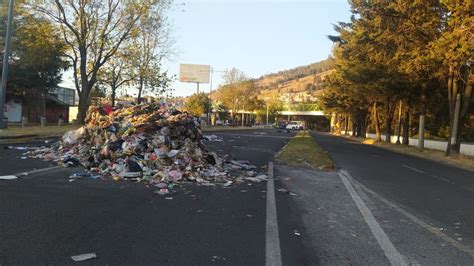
[137,78,144,104]
[446,72,459,155]
[396,100,402,144]
[77,91,90,125]
[344,113,348,135]
[335,113,341,133]
[455,70,474,152]
[76,47,90,125]
[111,86,117,108]
[385,97,394,143]
[373,102,381,141]
[362,109,369,137]
[351,114,356,137]
[402,101,410,145]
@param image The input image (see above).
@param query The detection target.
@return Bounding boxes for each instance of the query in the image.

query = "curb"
[0,134,38,140]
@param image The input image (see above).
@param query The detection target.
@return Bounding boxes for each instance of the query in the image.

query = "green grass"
[277,131,334,170]
[0,124,80,139]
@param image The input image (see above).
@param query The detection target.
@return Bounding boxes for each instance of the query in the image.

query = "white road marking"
[348,174,474,258]
[14,166,63,177]
[229,133,293,139]
[339,170,407,266]
[463,187,474,192]
[266,162,282,266]
[401,165,454,184]
[401,164,426,174]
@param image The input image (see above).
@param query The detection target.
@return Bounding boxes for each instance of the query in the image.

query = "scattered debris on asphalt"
[0,175,18,180]
[202,134,223,142]
[4,146,29,150]
[71,253,97,262]
[244,175,268,183]
[24,103,267,193]
[277,188,298,196]
[211,255,226,262]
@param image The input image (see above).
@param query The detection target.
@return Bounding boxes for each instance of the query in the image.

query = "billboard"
[179,64,210,84]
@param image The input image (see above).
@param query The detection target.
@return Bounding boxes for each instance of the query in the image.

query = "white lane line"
[266,162,282,266]
[401,164,426,174]
[230,134,293,139]
[14,166,63,177]
[348,174,474,258]
[339,170,407,266]
[401,165,454,184]
[463,186,474,192]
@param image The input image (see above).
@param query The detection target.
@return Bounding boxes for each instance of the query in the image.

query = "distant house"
[4,86,75,123]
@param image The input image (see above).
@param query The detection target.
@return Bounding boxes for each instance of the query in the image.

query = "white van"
[286,121,304,130]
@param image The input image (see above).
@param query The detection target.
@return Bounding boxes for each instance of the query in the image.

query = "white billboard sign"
[179,64,210,84]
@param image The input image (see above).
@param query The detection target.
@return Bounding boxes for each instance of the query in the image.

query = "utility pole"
[207,68,225,127]
[208,69,212,126]
[0,0,15,129]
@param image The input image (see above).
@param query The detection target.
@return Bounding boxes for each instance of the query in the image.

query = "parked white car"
[286,121,304,130]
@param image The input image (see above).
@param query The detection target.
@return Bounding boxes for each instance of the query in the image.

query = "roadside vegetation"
[1,1,173,125]
[0,124,79,139]
[320,1,473,157]
[277,131,334,170]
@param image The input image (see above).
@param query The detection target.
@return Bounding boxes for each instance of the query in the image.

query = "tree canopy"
[321,0,473,154]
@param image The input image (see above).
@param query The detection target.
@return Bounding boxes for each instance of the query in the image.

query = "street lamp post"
[208,68,225,126]
[0,0,15,129]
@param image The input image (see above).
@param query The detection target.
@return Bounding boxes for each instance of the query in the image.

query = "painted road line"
[463,187,474,192]
[266,161,282,266]
[401,164,426,174]
[14,166,63,177]
[348,174,474,258]
[339,170,407,266]
[230,134,293,139]
[402,164,455,184]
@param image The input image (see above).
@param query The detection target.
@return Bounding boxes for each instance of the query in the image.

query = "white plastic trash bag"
[62,127,85,145]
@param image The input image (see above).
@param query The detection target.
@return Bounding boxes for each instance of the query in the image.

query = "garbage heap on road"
[25,103,267,187]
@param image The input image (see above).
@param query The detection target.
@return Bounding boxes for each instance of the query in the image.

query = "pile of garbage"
[25,103,267,189]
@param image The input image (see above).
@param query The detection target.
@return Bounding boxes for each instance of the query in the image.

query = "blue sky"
[166,0,351,97]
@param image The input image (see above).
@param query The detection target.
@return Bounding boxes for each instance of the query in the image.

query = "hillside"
[210,57,335,105]
[255,57,335,103]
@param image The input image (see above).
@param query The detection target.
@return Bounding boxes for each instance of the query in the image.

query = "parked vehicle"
[276,121,287,129]
[286,121,304,130]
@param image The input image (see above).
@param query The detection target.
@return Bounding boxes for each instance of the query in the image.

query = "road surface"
[275,131,474,265]
[1,129,473,265]
[0,130,295,265]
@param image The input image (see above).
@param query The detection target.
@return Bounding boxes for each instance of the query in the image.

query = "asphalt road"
[0,140,56,176]
[3,129,472,265]
[0,129,294,265]
[312,132,474,248]
[273,131,474,265]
